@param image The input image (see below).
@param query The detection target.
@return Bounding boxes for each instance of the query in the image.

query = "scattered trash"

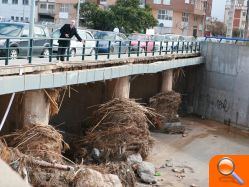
[172,168,185,173]
[137,161,156,184]
[190,184,199,187]
[155,171,161,176]
[165,159,173,167]
[182,133,188,137]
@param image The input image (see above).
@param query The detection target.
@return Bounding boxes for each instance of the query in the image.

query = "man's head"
[70,20,76,28]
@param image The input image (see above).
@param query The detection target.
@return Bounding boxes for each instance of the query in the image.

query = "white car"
[51,29,96,57]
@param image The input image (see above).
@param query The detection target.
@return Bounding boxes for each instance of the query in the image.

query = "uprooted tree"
[79,0,158,33]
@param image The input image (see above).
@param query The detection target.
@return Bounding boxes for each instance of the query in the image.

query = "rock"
[182,133,188,137]
[127,153,143,165]
[137,161,156,184]
[138,161,156,175]
[164,122,185,134]
[139,173,157,184]
[75,168,122,187]
[172,168,185,173]
[91,148,100,160]
[190,184,199,187]
[165,159,173,167]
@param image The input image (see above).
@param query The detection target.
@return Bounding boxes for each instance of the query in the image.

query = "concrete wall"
[194,42,249,129]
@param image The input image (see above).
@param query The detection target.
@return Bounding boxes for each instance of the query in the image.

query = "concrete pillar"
[161,69,173,92]
[105,76,130,100]
[22,90,50,126]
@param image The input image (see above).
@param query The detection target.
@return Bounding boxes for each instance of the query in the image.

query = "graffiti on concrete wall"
[202,94,230,113]
[216,99,229,113]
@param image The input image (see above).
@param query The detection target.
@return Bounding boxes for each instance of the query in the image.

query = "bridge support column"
[161,69,173,92]
[105,76,130,100]
[22,90,50,126]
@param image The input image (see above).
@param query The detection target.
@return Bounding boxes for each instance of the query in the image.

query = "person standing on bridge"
[57,20,84,62]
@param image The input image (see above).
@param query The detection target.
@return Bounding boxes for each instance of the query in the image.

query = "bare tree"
[175,22,189,35]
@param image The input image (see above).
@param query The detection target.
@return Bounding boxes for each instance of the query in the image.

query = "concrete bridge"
[1,41,249,133]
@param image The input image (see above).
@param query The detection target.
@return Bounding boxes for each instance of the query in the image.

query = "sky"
[211,0,227,21]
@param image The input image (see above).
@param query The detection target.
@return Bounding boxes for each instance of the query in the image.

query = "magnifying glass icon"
[217,157,244,185]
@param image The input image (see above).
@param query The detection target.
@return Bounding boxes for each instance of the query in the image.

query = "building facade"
[224,0,247,37]
[93,0,212,36]
[0,0,31,22]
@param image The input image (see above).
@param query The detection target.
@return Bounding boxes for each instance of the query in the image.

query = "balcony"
[38,8,55,16]
[194,8,205,16]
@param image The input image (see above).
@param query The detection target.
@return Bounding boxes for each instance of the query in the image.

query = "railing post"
[5,39,10,65]
[145,41,148,56]
[28,38,33,64]
[194,42,197,53]
[118,41,121,58]
[95,40,99,60]
[190,42,193,53]
[186,42,189,53]
[137,41,140,57]
[107,40,111,59]
[177,41,179,54]
[165,41,168,55]
[159,41,162,55]
[66,45,70,61]
[128,41,131,57]
[82,42,85,61]
[171,41,174,54]
[198,42,201,52]
[182,42,184,53]
[49,39,53,62]
[152,41,155,56]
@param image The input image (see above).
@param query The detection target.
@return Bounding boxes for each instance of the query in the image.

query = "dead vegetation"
[76,98,158,161]
[149,91,181,127]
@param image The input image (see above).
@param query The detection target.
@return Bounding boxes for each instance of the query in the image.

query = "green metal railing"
[0,37,201,66]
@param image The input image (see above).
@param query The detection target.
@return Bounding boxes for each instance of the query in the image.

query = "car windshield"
[0,23,23,37]
[94,32,116,40]
[128,34,146,40]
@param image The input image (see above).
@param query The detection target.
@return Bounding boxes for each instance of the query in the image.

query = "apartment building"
[224,0,247,37]
[93,0,212,36]
[36,0,56,23]
[0,0,31,22]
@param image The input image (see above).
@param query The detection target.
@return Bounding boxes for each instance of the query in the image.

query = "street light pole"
[244,0,249,38]
[29,0,36,37]
[76,0,81,28]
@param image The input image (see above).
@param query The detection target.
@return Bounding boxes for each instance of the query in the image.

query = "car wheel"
[42,48,50,58]
[70,49,76,57]
[9,48,18,60]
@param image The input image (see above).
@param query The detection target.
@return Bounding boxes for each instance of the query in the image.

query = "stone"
[137,161,156,184]
[139,173,157,184]
[172,168,185,173]
[165,159,173,167]
[127,153,143,165]
[190,184,199,187]
[91,148,101,162]
[138,161,156,175]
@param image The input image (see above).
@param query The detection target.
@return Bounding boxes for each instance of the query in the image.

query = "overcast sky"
[211,0,227,21]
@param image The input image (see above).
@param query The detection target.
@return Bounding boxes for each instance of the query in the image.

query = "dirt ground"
[142,117,249,187]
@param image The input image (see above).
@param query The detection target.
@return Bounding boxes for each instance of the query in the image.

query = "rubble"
[137,161,156,184]
[164,122,186,134]
[127,153,143,165]
[149,91,181,128]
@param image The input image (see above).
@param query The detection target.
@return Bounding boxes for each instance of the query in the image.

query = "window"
[153,0,161,4]
[48,4,54,9]
[22,0,28,5]
[11,16,14,20]
[182,12,189,22]
[12,0,18,4]
[60,4,70,12]
[185,0,189,3]
[15,17,19,21]
[20,17,23,21]
[100,0,106,2]
[25,17,28,22]
[194,16,198,22]
[162,0,170,5]
[34,27,46,37]
[40,3,46,8]
[243,12,246,17]
[157,10,173,20]
[2,0,8,4]
[86,33,93,40]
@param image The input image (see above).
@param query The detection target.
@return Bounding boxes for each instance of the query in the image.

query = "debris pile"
[149,91,181,127]
[4,124,68,163]
[79,98,157,161]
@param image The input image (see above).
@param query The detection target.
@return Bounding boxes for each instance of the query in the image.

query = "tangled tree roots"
[79,98,157,161]
[3,124,69,163]
[149,91,181,127]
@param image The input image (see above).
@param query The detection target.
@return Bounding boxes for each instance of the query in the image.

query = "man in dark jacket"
[57,20,84,61]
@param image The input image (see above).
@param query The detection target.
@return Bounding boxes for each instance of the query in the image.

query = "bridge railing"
[0,37,201,66]
[205,36,249,44]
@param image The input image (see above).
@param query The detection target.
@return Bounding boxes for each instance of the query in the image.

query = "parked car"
[0,22,50,59]
[128,34,157,52]
[51,28,96,56]
[94,31,128,54]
